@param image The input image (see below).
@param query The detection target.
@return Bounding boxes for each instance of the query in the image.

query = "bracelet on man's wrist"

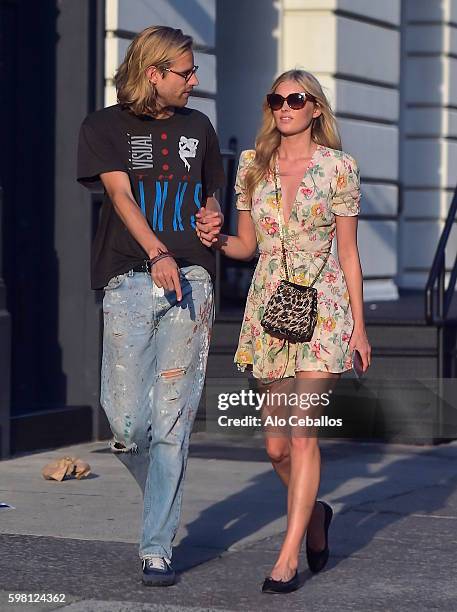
[148,251,175,267]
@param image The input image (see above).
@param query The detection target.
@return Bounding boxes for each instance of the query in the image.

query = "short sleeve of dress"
[234,149,256,211]
[331,153,361,216]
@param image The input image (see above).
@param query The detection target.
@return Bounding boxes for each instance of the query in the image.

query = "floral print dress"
[233,144,361,379]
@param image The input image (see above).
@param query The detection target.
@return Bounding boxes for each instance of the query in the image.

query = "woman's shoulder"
[320,145,359,171]
[238,149,256,166]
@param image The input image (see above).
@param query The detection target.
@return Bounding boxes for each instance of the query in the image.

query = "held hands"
[196,207,224,246]
[349,326,372,372]
[149,243,182,302]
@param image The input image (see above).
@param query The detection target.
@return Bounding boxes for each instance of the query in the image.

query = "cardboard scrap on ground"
[41,456,91,481]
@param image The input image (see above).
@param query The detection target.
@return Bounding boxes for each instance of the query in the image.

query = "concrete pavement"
[1,433,457,611]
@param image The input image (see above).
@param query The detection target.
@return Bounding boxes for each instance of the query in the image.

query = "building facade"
[1,0,456,456]
[104,0,457,298]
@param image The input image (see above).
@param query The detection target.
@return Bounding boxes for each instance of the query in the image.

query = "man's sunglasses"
[163,65,199,82]
[266,92,316,111]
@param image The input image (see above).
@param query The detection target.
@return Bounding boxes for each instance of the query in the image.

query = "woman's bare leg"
[267,371,339,581]
[260,377,292,486]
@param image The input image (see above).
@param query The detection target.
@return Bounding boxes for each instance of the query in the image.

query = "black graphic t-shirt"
[77,104,225,289]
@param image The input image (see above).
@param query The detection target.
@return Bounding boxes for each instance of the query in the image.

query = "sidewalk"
[1,433,456,611]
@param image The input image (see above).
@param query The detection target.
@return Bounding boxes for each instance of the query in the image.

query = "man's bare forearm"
[110,190,164,258]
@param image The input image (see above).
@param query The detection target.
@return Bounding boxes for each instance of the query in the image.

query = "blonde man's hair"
[115,25,193,116]
[244,69,342,203]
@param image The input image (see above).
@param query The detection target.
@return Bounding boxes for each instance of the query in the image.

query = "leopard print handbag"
[261,167,330,343]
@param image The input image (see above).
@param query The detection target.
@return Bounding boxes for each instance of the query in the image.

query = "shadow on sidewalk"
[174,467,284,570]
[174,441,457,576]
[319,444,457,572]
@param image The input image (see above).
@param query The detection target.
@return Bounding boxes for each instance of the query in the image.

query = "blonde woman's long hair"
[115,26,193,116]
[244,70,341,203]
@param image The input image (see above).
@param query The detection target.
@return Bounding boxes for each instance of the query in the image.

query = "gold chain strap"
[273,168,290,282]
[273,162,330,287]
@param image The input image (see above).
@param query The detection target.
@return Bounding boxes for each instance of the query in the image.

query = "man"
[77,25,224,586]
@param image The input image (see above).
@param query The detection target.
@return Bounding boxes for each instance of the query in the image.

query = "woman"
[198,69,371,592]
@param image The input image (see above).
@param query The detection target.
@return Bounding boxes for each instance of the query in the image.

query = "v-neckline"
[275,144,321,226]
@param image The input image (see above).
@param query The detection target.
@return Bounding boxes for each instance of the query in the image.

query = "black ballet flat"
[306,500,333,573]
[261,570,300,594]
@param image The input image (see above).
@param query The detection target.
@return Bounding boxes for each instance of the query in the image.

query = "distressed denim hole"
[110,440,139,454]
[159,368,186,380]
[164,386,180,402]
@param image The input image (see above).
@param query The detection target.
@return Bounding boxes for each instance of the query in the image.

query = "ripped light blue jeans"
[101,265,214,560]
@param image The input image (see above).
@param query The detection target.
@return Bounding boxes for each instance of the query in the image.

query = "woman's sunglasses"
[266,92,316,111]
